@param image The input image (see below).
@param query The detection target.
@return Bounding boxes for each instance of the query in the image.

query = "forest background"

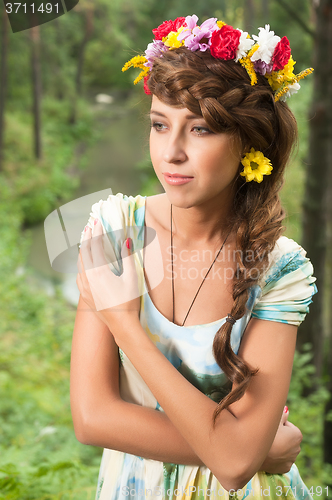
[1,0,332,498]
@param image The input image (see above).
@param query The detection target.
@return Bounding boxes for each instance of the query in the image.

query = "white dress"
[79,193,317,500]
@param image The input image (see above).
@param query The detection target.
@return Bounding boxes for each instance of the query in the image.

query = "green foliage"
[1,48,103,496]
[0,177,101,499]
[3,97,98,225]
[136,156,163,196]
[0,462,97,499]
[281,79,313,242]
[270,0,313,71]
[287,344,330,488]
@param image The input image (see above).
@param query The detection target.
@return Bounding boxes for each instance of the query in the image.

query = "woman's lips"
[163,173,194,185]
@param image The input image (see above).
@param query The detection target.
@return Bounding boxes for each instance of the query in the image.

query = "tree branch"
[275,0,315,38]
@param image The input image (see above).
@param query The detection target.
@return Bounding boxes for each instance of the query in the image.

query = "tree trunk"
[298,0,332,382]
[75,7,93,96]
[54,18,64,100]
[324,219,332,475]
[69,7,94,124]
[244,0,255,32]
[0,6,9,171]
[323,0,332,472]
[30,25,42,159]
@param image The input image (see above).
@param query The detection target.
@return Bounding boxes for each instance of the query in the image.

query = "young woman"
[72,15,317,500]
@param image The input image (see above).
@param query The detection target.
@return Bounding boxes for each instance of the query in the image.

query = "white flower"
[280,82,301,101]
[251,24,280,64]
[235,30,254,62]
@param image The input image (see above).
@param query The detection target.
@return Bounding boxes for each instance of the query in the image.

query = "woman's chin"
[163,190,196,209]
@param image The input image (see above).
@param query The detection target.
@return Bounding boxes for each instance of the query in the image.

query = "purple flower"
[184,14,199,31]
[178,16,218,52]
[144,40,169,68]
[254,59,273,75]
[200,17,219,33]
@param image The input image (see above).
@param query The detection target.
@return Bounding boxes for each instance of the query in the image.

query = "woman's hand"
[76,219,141,334]
[259,407,303,474]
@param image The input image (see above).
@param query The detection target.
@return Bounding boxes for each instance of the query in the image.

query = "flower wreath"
[122,14,313,102]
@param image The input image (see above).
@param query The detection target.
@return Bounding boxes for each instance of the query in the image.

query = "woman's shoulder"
[251,235,317,326]
[79,192,145,245]
[144,193,169,229]
[93,191,167,218]
[100,192,147,216]
[87,192,147,226]
[79,191,168,245]
[263,235,313,286]
[109,192,168,230]
[271,235,306,257]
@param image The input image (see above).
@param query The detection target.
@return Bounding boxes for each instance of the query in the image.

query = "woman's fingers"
[90,219,109,270]
[280,406,289,425]
[80,225,93,272]
[284,421,303,444]
[122,238,140,290]
[122,238,136,279]
[260,412,303,474]
[75,220,141,319]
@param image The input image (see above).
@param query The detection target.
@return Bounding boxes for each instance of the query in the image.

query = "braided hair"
[147,47,298,427]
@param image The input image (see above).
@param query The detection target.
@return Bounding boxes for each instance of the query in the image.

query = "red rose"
[272,36,291,71]
[143,75,151,95]
[172,17,186,32]
[152,17,186,40]
[210,25,241,60]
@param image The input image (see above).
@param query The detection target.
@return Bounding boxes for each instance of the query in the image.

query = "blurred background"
[0,0,332,498]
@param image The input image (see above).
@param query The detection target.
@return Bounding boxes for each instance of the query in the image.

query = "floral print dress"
[79,193,317,500]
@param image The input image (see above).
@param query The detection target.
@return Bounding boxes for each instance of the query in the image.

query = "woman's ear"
[241,143,251,156]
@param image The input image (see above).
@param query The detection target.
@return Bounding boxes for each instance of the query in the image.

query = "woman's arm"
[108,314,297,491]
[70,295,205,465]
[71,297,301,471]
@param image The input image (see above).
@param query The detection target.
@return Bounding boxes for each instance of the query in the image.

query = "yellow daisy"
[240,148,273,183]
[163,26,186,49]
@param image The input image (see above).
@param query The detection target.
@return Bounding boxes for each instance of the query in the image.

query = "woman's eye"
[193,126,211,135]
[151,122,166,132]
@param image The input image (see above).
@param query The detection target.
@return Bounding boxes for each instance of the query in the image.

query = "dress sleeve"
[78,192,147,294]
[251,236,318,327]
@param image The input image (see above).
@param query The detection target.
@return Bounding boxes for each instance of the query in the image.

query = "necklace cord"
[170,203,233,327]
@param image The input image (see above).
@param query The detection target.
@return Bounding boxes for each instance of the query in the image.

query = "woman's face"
[149,95,242,210]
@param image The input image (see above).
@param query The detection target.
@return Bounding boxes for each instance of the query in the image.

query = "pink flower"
[272,36,291,71]
[178,16,218,51]
[210,25,241,60]
[144,40,169,68]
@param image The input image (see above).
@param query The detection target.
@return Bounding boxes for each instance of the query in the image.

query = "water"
[25,99,152,306]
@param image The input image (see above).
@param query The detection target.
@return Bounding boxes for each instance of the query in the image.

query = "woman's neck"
[169,192,235,247]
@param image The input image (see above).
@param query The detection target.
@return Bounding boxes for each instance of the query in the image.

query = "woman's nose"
[163,135,187,164]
